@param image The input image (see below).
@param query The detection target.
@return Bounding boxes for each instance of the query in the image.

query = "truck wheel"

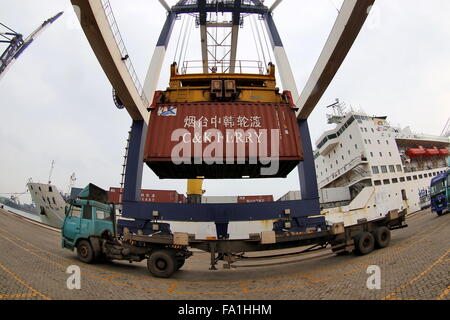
[354,232,374,255]
[147,250,177,278]
[77,240,95,264]
[437,210,443,216]
[373,226,391,249]
[176,258,186,270]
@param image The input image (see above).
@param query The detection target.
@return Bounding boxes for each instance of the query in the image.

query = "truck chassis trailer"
[62,197,407,278]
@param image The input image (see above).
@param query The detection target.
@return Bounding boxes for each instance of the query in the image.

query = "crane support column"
[262,11,319,206]
[297,119,319,207]
[263,12,300,104]
[122,120,147,203]
[142,11,176,104]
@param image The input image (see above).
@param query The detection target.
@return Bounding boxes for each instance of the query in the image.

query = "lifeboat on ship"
[439,148,449,156]
[425,147,440,157]
[406,147,426,158]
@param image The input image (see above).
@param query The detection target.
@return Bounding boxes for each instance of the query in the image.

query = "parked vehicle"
[430,168,450,216]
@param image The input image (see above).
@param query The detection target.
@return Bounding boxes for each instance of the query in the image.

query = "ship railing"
[318,156,369,188]
[101,0,149,107]
[181,60,265,75]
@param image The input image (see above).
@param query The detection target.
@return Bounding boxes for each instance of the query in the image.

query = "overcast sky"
[1,0,449,204]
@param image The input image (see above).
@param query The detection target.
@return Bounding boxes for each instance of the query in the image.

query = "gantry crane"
[0,12,63,80]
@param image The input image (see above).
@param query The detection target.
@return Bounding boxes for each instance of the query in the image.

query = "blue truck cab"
[61,184,116,263]
[62,199,114,250]
[430,169,449,216]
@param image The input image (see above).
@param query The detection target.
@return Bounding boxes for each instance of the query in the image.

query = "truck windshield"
[430,180,445,195]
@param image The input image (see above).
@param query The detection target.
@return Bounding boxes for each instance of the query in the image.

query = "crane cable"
[177,15,191,67]
[172,15,187,64]
[249,15,262,69]
[181,16,194,69]
[251,15,267,67]
[259,17,273,63]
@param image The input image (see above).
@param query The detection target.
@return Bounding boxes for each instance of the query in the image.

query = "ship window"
[383,179,390,185]
[419,174,423,179]
[370,152,374,157]
[340,143,343,148]
[379,152,383,157]
[355,144,358,149]
[389,165,395,173]
[396,165,402,172]
[47,197,51,204]
[389,152,392,157]
[342,155,344,160]
[424,173,428,178]
[39,187,42,191]
[381,166,388,173]
[52,197,56,205]
[377,140,381,144]
[348,150,351,155]
[368,139,372,144]
[372,166,379,174]
[374,180,382,186]
[407,176,412,181]
[361,127,364,132]
[349,135,352,140]
[49,187,53,193]
[400,177,406,182]
[371,128,374,133]
[413,176,418,180]
[392,178,399,183]
[30,186,33,190]
[364,128,368,132]
[336,160,338,165]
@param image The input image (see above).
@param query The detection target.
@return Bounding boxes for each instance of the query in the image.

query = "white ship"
[293,101,449,217]
[27,182,67,228]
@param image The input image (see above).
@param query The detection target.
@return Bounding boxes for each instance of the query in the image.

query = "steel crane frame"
[71,0,375,239]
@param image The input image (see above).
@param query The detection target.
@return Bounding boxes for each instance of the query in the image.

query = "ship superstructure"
[313,102,450,214]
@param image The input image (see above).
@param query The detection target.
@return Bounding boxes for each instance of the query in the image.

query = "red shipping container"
[237,195,274,203]
[144,102,303,179]
[108,187,181,204]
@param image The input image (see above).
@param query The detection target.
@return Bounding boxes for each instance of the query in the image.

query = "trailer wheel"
[354,232,374,255]
[147,250,177,278]
[77,240,95,264]
[437,210,443,216]
[373,226,391,249]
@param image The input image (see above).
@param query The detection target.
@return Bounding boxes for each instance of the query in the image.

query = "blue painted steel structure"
[119,1,323,239]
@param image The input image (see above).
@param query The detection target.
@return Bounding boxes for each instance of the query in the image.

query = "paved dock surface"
[0,208,448,300]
